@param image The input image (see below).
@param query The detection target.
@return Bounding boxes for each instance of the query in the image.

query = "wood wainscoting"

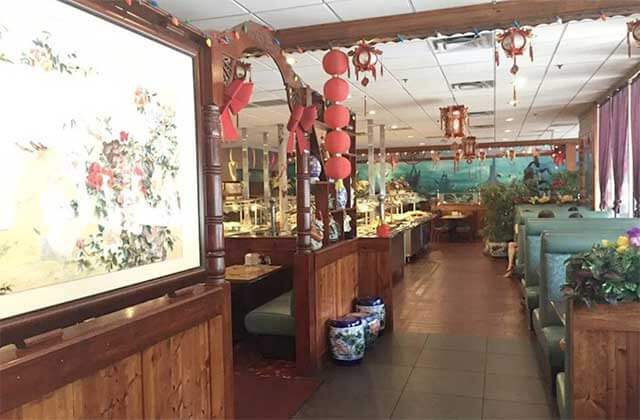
[0,284,233,419]
[568,301,640,419]
[358,237,395,331]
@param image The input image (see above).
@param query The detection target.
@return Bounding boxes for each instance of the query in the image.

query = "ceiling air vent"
[470,124,495,129]
[469,110,494,118]
[431,32,494,52]
[451,80,494,91]
[247,99,289,108]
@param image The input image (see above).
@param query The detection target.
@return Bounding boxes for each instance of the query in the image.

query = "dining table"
[440,213,470,241]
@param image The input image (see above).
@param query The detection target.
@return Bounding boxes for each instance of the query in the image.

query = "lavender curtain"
[598,100,612,210]
[632,78,640,217]
[610,87,629,214]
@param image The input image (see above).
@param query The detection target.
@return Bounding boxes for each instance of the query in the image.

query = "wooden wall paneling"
[294,252,316,376]
[357,238,394,331]
[142,322,212,419]
[1,384,74,420]
[208,315,226,419]
[569,302,640,419]
[73,354,143,419]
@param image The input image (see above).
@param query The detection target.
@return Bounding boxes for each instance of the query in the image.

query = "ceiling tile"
[412,0,496,12]
[192,15,253,31]
[329,0,412,20]
[256,4,340,29]
[156,0,244,20]
[237,0,323,12]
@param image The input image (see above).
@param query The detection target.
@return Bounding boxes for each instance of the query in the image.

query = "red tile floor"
[393,242,529,338]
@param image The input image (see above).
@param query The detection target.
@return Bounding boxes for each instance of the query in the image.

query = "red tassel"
[380,60,384,77]
[629,33,632,58]
[529,43,534,62]
[495,49,500,66]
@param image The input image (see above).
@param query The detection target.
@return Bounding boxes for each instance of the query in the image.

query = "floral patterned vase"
[346,312,380,348]
[309,155,322,182]
[328,315,366,365]
[355,296,386,333]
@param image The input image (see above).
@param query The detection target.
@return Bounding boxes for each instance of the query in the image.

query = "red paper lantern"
[325,130,350,154]
[325,104,350,129]
[325,156,351,180]
[322,49,349,76]
[628,19,640,57]
[323,77,349,103]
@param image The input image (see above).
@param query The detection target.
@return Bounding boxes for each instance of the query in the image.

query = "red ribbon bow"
[287,105,317,154]
[220,79,254,141]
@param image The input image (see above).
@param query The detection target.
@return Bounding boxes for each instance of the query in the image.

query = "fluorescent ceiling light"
[286,56,296,65]
[368,110,376,115]
[505,117,514,122]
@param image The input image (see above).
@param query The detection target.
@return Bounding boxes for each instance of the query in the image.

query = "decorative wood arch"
[210,21,306,109]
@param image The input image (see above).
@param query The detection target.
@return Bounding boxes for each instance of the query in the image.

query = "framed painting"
[0,0,205,322]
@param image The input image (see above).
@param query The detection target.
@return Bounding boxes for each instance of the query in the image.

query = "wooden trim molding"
[276,0,640,51]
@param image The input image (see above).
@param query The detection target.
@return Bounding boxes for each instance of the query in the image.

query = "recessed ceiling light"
[368,110,376,115]
[347,94,352,99]
[419,142,425,146]
[408,135,414,139]
[505,117,514,122]
[509,99,518,107]
[391,124,398,129]
[504,129,512,133]
[286,56,296,65]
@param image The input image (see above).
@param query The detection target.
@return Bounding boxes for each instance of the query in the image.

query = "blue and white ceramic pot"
[336,186,348,209]
[347,312,380,348]
[328,315,366,365]
[355,296,386,332]
[309,155,322,182]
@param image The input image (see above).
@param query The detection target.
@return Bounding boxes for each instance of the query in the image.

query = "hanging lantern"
[627,19,640,57]
[325,104,350,129]
[348,41,383,86]
[325,130,350,154]
[497,27,533,104]
[323,49,349,76]
[462,136,476,164]
[233,61,251,81]
[323,77,350,103]
[325,156,351,180]
[552,145,566,166]
[440,105,468,140]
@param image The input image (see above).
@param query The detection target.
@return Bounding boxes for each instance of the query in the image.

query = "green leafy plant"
[480,182,519,242]
[564,229,640,307]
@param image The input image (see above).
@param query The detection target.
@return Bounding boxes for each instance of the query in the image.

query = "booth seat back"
[523,218,632,288]
[538,228,636,327]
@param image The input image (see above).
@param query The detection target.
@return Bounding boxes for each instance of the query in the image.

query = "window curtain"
[632,78,640,217]
[610,87,629,214]
[598,100,612,210]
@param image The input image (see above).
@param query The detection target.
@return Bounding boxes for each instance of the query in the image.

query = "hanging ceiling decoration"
[551,145,566,167]
[496,26,533,104]
[440,105,469,140]
[461,136,477,164]
[348,41,383,87]
[628,19,640,57]
[505,149,517,163]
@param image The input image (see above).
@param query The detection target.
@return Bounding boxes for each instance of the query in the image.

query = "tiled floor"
[295,243,556,419]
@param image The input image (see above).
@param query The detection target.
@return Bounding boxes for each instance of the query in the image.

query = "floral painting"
[0,1,200,319]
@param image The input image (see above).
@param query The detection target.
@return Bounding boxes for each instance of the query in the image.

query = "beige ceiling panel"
[328,0,413,20]
[257,4,339,29]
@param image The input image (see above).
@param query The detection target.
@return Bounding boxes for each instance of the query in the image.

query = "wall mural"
[357,155,565,196]
[0,1,200,319]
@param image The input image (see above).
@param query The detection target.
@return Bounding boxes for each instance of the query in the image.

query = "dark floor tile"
[487,337,536,356]
[364,344,422,366]
[323,363,412,391]
[416,349,486,372]
[376,331,429,348]
[486,353,541,378]
[482,399,555,420]
[392,392,483,419]
[404,367,485,398]
[484,374,549,404]
[425,334,487,353]
[296,384,401,419]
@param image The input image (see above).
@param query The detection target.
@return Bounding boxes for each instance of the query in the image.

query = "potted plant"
[562,228,640,419]
[480,183,518,258]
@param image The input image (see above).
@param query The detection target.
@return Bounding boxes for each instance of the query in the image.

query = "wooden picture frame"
[0,0,222,347]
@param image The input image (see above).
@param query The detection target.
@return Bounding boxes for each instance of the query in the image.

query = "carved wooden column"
[296,148,312,251]
[203,104,225,284]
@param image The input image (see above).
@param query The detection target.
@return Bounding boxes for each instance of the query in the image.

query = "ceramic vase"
[328,315,366,364]
[355,296,386,332]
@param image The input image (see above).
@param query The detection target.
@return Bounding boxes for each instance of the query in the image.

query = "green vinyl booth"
[519,213,610,327]
[513,204,607,276]
[244,291,295,358]
[535,226,639,419]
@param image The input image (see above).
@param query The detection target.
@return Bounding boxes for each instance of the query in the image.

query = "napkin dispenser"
[244,253,262,266]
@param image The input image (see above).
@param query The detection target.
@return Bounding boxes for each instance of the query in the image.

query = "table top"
[225,264,284,284]
[441,214,469,220]
[550,300,567,326]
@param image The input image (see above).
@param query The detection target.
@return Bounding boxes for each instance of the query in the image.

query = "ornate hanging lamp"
[627,19,640,57]
[440,105,469,140]
[348,41,383,87]
[496,26,533,104]
[461,136,476,164]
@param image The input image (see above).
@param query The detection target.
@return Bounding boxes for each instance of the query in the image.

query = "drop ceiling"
[156,1,640,148]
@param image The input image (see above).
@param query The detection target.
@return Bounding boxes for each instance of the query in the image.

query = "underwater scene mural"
[357,155,565,196]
